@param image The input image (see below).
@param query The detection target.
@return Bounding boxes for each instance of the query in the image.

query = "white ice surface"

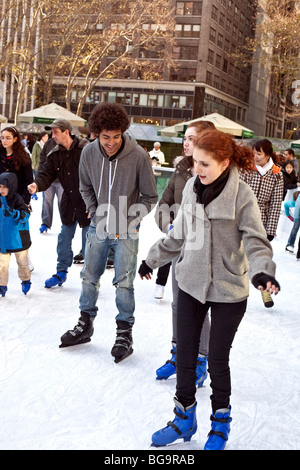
[0,196,299,450]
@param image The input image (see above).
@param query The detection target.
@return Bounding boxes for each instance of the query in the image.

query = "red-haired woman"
[139,129,280,450]
[0,126,33,205]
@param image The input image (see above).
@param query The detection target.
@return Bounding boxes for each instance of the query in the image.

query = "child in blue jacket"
[285,191,300,258]
[0,172,31,296]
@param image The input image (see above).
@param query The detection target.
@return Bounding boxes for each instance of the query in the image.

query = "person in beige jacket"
[139,129,280,450]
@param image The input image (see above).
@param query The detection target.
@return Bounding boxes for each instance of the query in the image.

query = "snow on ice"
[0,195,299,451]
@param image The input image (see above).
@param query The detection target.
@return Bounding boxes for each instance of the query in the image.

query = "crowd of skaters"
[0,102,299,450]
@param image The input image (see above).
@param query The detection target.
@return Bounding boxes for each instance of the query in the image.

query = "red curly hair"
[194,129,254,172]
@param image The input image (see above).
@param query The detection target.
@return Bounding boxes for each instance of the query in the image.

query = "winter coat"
[281,167,298,199]
[239,163,284,237]
[0,172,31,254]
[145,166,276,304]
[155,155,193,233]
[285,194,300,222]
[0,147,33,205]
[31,141,43,172]
[34,136,90,227]
[284,191,300,221]
[79,133,158,236]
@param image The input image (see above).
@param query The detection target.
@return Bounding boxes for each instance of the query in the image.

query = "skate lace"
[114,329,132,349]
[69,319,85,337]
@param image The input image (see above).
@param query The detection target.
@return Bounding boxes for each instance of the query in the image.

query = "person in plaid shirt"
[239,139,284,241]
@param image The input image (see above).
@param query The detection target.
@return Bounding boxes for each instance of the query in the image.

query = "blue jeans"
[79,226,139,325]
[42,181,63,228]
[287,219,300,247]
[57,222,89,272]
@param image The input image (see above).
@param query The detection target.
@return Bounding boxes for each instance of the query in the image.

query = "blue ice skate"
[151,398,197,447]
[204,406,232,450]
[45,271,67,288]
[39,224,48,234]
[156,343,176,380]
[0,286,8,297]
[196,354,208,388]
[21,280,31,295]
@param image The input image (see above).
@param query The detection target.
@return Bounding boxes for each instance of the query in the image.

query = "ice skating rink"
[0,196,299,450]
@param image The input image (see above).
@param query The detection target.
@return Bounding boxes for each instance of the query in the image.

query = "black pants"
[156,262,171,286]
[176,288,246,413]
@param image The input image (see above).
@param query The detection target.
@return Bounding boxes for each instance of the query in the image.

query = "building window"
[207,49,214,65]
[209,27,216,43]
[175,1,202,16]
[211,5,218,21]
[215,54,221,69]
[175,24,200,37]
[206,71,213,85]
[173,45,198,59]
[217,33,223,48]
[219,12,225,27]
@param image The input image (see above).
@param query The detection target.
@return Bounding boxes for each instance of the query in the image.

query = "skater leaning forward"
[60,103,158,363]
[138,129,280,450]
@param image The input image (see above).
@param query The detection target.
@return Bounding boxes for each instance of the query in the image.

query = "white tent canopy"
[16,103,87,127]
[160,112,255,138]
[0,113,8,123]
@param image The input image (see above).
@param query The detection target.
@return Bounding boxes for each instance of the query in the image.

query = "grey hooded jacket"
[79,133,158,236]
[146,166,276,304]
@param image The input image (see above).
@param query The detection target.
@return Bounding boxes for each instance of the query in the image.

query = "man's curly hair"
[88,102,130,135]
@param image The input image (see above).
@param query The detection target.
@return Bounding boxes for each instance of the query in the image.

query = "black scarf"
[193,167,230,207]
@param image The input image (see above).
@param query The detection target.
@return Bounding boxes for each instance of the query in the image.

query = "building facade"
[1,0,296,137]
[49,1,259,132]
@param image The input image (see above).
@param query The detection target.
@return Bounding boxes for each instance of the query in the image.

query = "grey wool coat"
[146,166,277,304]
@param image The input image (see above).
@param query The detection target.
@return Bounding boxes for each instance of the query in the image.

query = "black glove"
[3,207,20,220]
[138,260,153,277]
[267,234,274,241]
[252,272,280,290]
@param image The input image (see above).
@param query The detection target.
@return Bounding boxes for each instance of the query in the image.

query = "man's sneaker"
[73,253,84,264]
[39,224,49,234]
[106,259,114,269]
[154,284,164,299]
[285,245,294,253]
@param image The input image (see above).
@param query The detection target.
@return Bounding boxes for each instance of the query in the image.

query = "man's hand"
[27,183,38,194]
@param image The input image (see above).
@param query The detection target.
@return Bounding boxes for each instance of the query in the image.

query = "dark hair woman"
[0,126,33,204]
[240,138,284,241]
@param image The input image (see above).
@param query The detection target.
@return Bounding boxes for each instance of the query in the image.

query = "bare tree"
[43,0,176,115]
[231,0,300,97]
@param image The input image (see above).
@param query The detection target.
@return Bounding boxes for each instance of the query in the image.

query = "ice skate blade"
[151,435,192,447]
[73,260,84,264]
[113,347,133,363]
[59,338,91,348]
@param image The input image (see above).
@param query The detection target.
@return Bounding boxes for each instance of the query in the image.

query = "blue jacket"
[0,172,31,253]
[284,194,300,222]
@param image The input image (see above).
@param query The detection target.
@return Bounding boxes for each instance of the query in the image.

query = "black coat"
[35,136,90,227]
[0,147,33,205]
[282,168,298,199]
